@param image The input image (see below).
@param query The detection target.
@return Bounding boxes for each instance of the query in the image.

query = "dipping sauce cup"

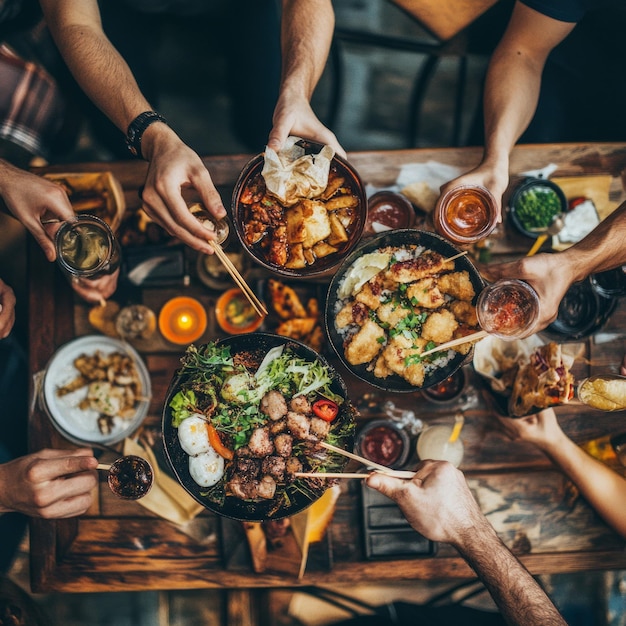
[434,185,498,245]
[476,279,540,339]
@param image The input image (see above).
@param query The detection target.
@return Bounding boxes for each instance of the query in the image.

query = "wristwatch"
[125,111,167,159]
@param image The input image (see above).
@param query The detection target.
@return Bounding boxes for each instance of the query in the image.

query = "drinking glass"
[55,214,121,280]
[416,424,464,467]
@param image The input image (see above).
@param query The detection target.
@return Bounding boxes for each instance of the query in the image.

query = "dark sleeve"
[519,0,586,23]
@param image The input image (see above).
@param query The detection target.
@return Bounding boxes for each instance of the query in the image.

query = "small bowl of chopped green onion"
[508,177,567,239]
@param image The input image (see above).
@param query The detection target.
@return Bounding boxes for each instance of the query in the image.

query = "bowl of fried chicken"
[231,138,367,278]
[326,229,485,393]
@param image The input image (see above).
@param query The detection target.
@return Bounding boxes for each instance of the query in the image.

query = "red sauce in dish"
[423,371,464,401]
[362,425,404,466]
[364,192,414,235]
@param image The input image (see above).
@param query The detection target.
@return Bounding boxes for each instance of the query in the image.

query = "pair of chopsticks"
[294,441,416,480]
[210,240,268,317]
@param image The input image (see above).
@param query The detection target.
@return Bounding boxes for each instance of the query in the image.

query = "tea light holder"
[158,296,207,345]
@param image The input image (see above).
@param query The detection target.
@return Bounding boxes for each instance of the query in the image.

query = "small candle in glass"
[433,185,498,244]
[158,296,207,345]
[476,279,540,339]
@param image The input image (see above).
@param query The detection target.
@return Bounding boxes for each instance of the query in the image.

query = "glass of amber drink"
[434,185,498,244]
[476,279,540,339]
[55,214,121,280]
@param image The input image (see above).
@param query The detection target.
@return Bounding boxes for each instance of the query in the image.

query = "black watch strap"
[125,111,167,159]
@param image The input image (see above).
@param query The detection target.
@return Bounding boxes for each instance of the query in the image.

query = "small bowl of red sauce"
[363,191,415,236]
[433,185,498,245]
[476,279,540,339]
[422,367,467,404]
[356,419,410,469]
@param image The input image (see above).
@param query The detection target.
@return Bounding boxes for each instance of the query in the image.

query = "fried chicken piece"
[437,271,475,301]
[260,390,288,420]
[268,279,308,319]
[345,319,385,366]
[449,300,478,326]
[386,251,454,283]
[248,427,275,457]
[355,282,381,310]
[305,325,324,352]
[376,301,410,328]
[373,354,392,378]
[451,324,479,355]
[290,395,311,414]
[422,309,459,344]
[310,417,331,440]
[274,433,293,457]
[268,225,288,267]
[406,278,445,309]
[336,301,369,329]
[285,456,303,478]
[382,335,428,386]
[262,456,286,482]
[269,418,287,436]
[287,411,312,440]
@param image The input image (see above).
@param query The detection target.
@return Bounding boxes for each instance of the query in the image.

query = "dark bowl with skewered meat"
[162,333,357,521]
[325,229,485,393]
[230,139,367,278]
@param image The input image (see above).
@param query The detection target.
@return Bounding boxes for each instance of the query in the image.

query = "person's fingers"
[26,453,98,483]
[267,119,291,153]
[37,490,95,519]
[189,169,227,220]
[366,471,408,495]
[25,222,57,261]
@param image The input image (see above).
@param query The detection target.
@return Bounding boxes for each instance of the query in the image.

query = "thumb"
[31,228,56,262]
[366,472,400,498]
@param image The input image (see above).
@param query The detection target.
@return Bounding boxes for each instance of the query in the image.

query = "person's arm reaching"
[440,2,575,218]
[367,461,566,626]
[268,0,345,156]
[482,202,626,334]
[0,448,98,518]
[499,408,626,538]
[39,0,227,254]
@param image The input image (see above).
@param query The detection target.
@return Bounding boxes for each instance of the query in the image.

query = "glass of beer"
[416,424,464,467]
[434,185,498,245]
[55,214,121,280]
[476,279,540,339]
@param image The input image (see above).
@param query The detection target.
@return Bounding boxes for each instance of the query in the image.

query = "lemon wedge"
[338,252,391,299]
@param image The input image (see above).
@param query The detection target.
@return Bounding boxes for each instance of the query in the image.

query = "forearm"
[455,520,565,626]
[540,432,626,537]
[41,0,151,131]
[280,0,334,100]
[558,203,626,282]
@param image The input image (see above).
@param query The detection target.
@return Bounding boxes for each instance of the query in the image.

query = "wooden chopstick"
[295,469,416,480]
[443,250,468,263]
[211,241,268,317]
[419,329,489,358]
[320,441,402,475]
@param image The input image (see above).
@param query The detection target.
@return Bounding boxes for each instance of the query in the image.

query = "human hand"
[366,460,487,546]
[0,448,98,518]
[479,253,574,336]
[620,354,626,376]
[496,408,566,453]
[439,163,509,223]
[267,91,346,158]
[139,127,227,254]
[70,268,120,304]
[0,160,75,262]
[0,278,16,339]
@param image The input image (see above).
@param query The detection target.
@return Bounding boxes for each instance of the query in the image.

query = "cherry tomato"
[568,196,586,211]
[206,423,234,460]
[312,399,339,422]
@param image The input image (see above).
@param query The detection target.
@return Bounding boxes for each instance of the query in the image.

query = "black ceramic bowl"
[542,277,616,342]
[508,177,567,239]
[230,139,367,279]
[162,333,356,521]
[325,229,485,393]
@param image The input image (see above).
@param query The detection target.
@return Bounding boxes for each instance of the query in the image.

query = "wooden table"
[28,143,626,598]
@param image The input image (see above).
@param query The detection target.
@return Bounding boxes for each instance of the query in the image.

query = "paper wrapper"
[262,137,335,205]
[123,438,204,525]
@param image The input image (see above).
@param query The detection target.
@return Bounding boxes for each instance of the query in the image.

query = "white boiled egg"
[178,414,212,456]
[188,448,225,487]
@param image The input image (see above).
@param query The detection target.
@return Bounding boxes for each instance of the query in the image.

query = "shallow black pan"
[325,229,485,393]
[162,332,356,521]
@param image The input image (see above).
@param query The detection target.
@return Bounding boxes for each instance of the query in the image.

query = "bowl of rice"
[325,229,485,393]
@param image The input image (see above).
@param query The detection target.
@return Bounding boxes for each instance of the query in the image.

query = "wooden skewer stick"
[320,441,395,474]
[443,250,469,263]
[211,241,268,317]
[295,469,416,480]
[419,329,489,358]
